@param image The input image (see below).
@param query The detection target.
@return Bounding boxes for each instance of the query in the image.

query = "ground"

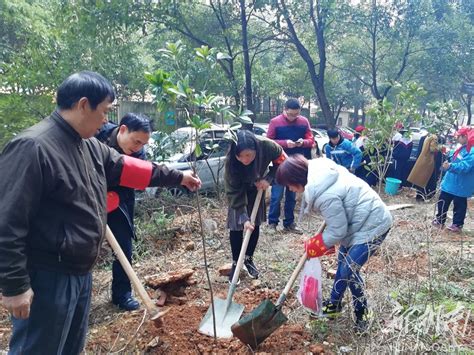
[1,189,473,354]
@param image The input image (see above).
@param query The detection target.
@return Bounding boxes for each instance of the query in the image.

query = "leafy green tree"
[364,82,426,193]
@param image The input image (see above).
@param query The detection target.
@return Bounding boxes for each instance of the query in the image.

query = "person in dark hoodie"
[96,113,153,311]
[391,123,413,186]
[325,128,362,173]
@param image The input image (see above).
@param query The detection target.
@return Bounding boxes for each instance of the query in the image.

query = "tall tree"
[336,0,429,102]
[257,0,338,124]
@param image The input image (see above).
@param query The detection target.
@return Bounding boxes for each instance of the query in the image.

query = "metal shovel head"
[198,297,245,338]
[231,299,288,349]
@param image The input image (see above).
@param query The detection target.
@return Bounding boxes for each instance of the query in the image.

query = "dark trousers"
[229,227,260,262]
[268,184,296,227]
[9,269,92,355]
[108,211,134,303]
[331,230,389,313]
[436,191,468,227]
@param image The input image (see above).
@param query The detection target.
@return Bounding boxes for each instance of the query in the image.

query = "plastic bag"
[297,257,323,314]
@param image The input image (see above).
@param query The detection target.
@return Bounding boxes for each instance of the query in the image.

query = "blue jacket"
[441,146,474,198]
[325,137,362,170]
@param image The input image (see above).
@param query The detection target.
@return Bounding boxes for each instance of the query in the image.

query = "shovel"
[198,189,264,338]
[105,225,168,325]
[231,221,326,349]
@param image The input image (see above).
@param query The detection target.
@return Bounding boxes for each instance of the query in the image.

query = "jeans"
[268,184,296,227]
[436,191,468,227]
[330,230,389,313]
[9,269,92,355]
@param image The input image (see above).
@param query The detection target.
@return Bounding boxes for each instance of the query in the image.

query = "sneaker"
[431,219,444,229]
[267,223,277,233]
[446,224,462,233]
[322,300,342,318]
[243,256,259,279]
[113,296,140,311]
[228,262,241,285]
[354,310,368,334]
[283,223,303,234]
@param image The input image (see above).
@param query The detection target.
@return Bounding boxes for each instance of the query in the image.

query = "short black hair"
[119,113,153,133]
[327,128,339,138]
[56,71,115,110]
[285,98,301,110]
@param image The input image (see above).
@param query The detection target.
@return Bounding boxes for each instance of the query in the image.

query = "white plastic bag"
[297,257,323,314]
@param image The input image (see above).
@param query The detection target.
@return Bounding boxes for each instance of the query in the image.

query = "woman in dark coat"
[224,130,286,281]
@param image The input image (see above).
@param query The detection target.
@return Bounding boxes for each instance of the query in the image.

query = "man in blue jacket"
[433,127,474,232]
[325,128,362,173]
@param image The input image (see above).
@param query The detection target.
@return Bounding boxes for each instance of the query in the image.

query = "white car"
[145,125,230,197]
[311,128,329,155]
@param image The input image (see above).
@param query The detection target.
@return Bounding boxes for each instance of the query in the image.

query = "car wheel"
[167,186,188,197]
[322,143,328,153]
[154,186,188,198]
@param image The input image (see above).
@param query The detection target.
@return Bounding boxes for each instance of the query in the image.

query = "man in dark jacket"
[96,113,153,311]
[0,71,201,354]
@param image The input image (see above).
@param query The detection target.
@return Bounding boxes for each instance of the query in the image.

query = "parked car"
[313,124,355,141]
[252,123,268,137]
[311,128,329,157]
[144,125,230,197]
[337,126,355,141]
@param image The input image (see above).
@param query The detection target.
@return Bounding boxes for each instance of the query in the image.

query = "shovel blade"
[198,297,245,338]
[231,299,288,349]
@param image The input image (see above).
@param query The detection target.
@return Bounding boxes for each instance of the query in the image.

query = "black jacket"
[96,123,142,235]
[0,112,182,296]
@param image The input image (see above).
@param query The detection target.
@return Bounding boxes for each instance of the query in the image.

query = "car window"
[201,131,213,140]
[214,130,226,139]
[210,140,230,158]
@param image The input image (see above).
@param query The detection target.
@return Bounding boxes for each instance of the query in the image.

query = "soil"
[1,189,472,353]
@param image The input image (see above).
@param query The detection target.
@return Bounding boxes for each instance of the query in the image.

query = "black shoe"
[355,309,368,334]
[322,300,342,318]
[113,296,140,311]
[228,262,241,285]
[283,223,303,234]
[244,256,259,279]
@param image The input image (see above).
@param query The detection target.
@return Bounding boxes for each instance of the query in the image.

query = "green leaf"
[195,144,202,157]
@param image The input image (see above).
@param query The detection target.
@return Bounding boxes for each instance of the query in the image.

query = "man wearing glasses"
[266,98,314,234]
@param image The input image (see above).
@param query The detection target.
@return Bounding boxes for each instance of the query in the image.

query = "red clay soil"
[86,285,323,354]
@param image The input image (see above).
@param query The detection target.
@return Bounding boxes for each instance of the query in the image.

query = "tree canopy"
[0,0,472,147]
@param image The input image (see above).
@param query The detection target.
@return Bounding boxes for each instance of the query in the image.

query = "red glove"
[106,191,120,213]
[305,233,335,258]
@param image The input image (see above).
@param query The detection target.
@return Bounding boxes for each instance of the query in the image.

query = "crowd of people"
[0,72,472,353]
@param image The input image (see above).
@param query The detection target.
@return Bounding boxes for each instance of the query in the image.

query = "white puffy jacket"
[304,158,393,248]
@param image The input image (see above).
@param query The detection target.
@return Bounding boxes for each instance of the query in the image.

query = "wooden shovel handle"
[277,221,326,306]
[105,225,160,319]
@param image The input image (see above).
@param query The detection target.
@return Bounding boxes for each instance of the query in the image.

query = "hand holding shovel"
[198,189,264,338]
[231,221,326,349]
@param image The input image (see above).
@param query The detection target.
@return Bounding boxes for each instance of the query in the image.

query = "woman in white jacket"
[276,155,392,332]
